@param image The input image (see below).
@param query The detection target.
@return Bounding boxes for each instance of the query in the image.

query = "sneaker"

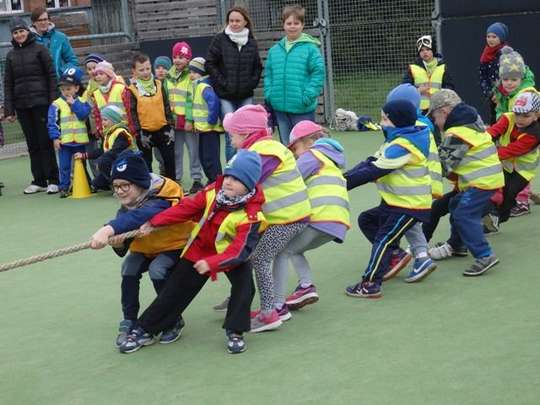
[115,319,135,348]
[226,331,247,354]
[345,280,382,298]
[429,242,468,260]
[482,214,499,234]
[47,184,59,194]
[463,255,499,277]
[529,192,540,205]
[383,248,412,281]
[59,190,69,198]
[213,296,230,312]
[404,257,437,283]
[250,310,282,333]
[276,304,292,321]
[188,180,204,195]
[510,202,530,217]
[23,184,47,194]
[159,317,185,344]
[118,327,155,353]
[285,284,319,310]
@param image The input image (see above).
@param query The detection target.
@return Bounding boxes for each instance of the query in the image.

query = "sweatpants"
[405,222,429,257]
[272,226,333,306]
[198,131,222,184]
[175,130,202,182]
[138,258,255,334]
[58,144,86,191]
[252,222,307,312]
[137,127,176,180]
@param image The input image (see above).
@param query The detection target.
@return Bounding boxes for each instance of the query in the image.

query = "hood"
[11,32,36,48]
[521,121,540,142]
[312,139,346,169]
[385,125,430,158]
[444,102,484,132]
[30,22,56,37]
[416,112,435,133]
[280,33,321,47]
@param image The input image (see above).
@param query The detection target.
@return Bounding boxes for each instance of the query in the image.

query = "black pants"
[199,131,222,183]
[91,150,117,190]
[137,127,176,180]
[138,258,254,334]
[17,106,59,186]
[497,171,529,223]
[422,190,457,242]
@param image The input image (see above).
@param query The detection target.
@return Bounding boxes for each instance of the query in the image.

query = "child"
[126,53,176,180]
[117,150,266,355]
[82,53,105,101]
[165,41,204,193]
[223,104,311,332]
[47,67,91,198]
[344,100,432,298]
[153,56,172,81]
[89,151,193,347]
[185,57,223,185]
[272,122,350,314]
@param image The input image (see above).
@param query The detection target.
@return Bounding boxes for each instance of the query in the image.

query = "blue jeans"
[58,144,86,191]
[221,97,253,161]
[274,111,316,145]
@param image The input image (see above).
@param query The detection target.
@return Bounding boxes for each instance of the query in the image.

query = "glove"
[140,131,152,149]
[166,128,175,145]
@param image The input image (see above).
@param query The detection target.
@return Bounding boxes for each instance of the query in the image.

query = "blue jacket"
[47,96,91,141]
[31,23,79,78]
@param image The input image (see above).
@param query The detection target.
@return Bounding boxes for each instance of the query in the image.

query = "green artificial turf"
[1,132,539,405]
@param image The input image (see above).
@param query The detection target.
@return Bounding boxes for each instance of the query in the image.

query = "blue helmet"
[59,65,83,86]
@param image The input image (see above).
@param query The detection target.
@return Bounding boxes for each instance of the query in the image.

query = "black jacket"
[3,33,57,116]
[402,55,455,90]
[205,32,263,101]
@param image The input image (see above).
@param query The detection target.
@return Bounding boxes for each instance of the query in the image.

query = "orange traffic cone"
[71,158,93,199]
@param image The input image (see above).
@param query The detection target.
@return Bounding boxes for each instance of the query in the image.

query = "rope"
[0,229,143,273]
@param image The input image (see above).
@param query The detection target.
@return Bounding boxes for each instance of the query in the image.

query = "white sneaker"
[428,242,454,260]
[47,184,59,194]
[24,184,47,194]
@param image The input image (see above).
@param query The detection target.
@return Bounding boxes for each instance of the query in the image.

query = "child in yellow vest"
[47,67,91,198]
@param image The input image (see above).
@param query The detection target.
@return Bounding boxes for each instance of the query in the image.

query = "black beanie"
[9,17,28,33]
[382,100,417,128]
[110,152,151,190]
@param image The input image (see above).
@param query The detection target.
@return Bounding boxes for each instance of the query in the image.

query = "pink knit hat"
[288,121,324,147]
[172,41,192,60]
[223,104,268,135]
[94,61,116,79]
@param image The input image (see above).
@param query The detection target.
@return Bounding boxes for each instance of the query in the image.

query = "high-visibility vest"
[447,126,504,191]
[165,70,191,116]
[52,97,89,144]
[249,139,312,224]
[92,82,127,121]
[499,113,539,181]
[128,80,168,132]
[376,137,432,209]
[192,80,224,132]
[130,177,194,255]
[409,63,446,111]
[415,120,444,198]
[103,126,137,152]
[306,149,351,227]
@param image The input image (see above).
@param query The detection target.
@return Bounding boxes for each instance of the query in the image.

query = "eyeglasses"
[112,183,132,193]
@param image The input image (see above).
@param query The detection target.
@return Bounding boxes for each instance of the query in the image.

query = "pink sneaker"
[250,309,282,333]
[285,284,319,310]
[383,248,412,281]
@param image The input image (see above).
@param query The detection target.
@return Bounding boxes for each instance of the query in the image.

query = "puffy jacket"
[493,66,536,119]
[3,33,57,115]
[31,23,79,78]
[264,33,325,114]
[205,32,263,101]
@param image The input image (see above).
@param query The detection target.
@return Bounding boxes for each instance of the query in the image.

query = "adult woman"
[4,17,59,194]
[205,6,263,160]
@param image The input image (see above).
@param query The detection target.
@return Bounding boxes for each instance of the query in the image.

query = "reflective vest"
[306,149,351,227]
[192,80,224,132]
[447,126,504,191]
[92,82,127,122]
[499,113,539,181]
[249,139,312,224]
[415,120,443,198]
[103,126,137,152]
[129,80,167,132]
[409,63,446,111]
[130,177,194,255]
[52,97,89,144]
[376,137,432,209]
[166,70,191,116]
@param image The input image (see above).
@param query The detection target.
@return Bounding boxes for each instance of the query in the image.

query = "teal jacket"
[31,23,79,78]
[264,34,325,114]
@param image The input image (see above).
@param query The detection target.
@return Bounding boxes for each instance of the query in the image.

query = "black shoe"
[226,331,247,354]
[159,317,185,344]
[189,181,204,195]
[59,190,69,198]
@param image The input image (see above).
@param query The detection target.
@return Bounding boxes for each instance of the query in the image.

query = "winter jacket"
[493,66,536,119]
[205,31,263,101]
[487,115,540,161]
[47,96,91,141]
[264,34,326,114]
[479,48,504,99]
[3,33,57,116]
[402,55,455,90]
[31,23,79,78]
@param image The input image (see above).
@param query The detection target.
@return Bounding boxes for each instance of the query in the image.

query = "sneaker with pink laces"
[285,284,319,310]
[250,309,282,333]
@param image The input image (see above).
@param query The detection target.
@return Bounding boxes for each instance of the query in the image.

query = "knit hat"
[101,105,124,124]
[386,83,421,110]
[188,57,206,75]
[94,61,116,79]
[84,53,105,65]
[111,152,151,190]
[382,100,417,127]
[499,48,525,80]
[428,89,462,113]
[224,149,262,191]
[486,22,509,42]
[223,104,268,135]
[512,92,540,114]
[153,56,172,71]
[9,17,29,33]
[416,35,433,53]
[172,41,192,60]
[59,66,83,86]
[288,120,325,147]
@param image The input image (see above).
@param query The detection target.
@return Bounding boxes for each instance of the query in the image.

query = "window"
[0,0,23,12]
[46,0,71,8]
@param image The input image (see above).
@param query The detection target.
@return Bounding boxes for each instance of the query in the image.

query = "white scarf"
[225,26,249,50]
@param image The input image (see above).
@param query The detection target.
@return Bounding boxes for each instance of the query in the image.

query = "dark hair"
[282,4,305,24]
[132,52,150,68]
[226,6,254,33]
[31,6,48,23]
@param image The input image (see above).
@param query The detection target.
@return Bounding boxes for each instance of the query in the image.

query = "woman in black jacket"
[4,17,59,194]
[205,6,263,161]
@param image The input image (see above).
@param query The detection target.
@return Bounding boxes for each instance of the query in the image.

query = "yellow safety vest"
[192,80,224,132]
[52,97,89,144]
[165,70,191,116]
[376,137,432,209]
[249,139,312,224]
[128,80,168,132]
[508,86,538,112]
[92,82,127,122]
[103,126,137,152]
[409,63,446,111]
[446,126,504,191]
[306,149,351,227]
[130,177,194,256]
[415,120,443,198]
[499,113,539,181]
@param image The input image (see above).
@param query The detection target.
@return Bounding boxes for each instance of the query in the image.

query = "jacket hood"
[444,102,485,132]
[30,22,56,36]
[280,33,321,47]
[385,125,430,158]
[11,32,36,48]
[312,139,346,169]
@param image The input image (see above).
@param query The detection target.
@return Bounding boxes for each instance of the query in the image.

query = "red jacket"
[487,115,540,161]
[149,177,265,276]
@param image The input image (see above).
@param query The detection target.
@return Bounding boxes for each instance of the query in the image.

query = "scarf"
[215,188,256,210]
[134,75,157,96]
[98,79,113,94]
[423,58,438,76]
[225,26,249,49]
[480,43,505,64]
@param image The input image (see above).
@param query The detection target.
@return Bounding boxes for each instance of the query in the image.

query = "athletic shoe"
[285,284,319,310]
[482,214,499,234]
[189,180,204,195]
[404,257,437,283]
[159,317,185,344]
[529,192,540,205]
[118,327,155,353]
[59,190,69,198]
[463,255,499,277]
[383,248,412,281]
[345,281,382,298]
[213,296,230,312]
[276,304,292,321]
[250,310,282,333]
[23,184,47,194]
[115,319,135,348]
[429,242,468,260]
[510,202,530,217]
[226,331,247,354]
[46,184,59,194]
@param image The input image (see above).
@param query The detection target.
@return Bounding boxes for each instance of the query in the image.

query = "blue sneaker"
[405,257,437,283]
[115,319,135,348]
[118,327,155,354]
[159,318,185,344]
[345,281,382,298]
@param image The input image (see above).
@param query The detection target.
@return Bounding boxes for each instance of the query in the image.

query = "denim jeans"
[221,97,253,161]
[274,110,316,145]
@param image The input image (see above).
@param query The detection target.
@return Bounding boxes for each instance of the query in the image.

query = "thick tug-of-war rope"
[0,229,144,273]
